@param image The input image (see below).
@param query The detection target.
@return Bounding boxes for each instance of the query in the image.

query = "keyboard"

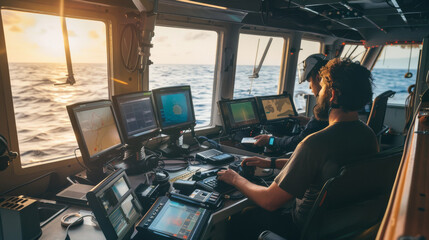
[196,176,235,195]
[196,149,223,158]
[196,149,235,165]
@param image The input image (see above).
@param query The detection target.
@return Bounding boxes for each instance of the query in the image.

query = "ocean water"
[9,63,416,165]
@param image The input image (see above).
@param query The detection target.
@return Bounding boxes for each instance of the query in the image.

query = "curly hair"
[319,58,373,112]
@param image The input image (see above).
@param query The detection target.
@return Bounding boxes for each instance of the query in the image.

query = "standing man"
[218,58,379,239]
[254,53,329,153]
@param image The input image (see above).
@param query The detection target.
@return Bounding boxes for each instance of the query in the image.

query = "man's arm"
[242,157,289,169]
[274,117,328,152]
[217,170,293,211]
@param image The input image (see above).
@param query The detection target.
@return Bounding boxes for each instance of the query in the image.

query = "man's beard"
[313,93,330,121]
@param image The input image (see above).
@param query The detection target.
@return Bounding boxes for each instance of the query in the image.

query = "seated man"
[218,58,379,239]
[254,54,329,153]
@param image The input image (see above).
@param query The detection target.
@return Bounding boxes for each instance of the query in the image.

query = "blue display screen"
[160,93,190,127]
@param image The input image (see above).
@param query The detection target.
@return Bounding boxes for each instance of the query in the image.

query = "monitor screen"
[218,98,260,132]
[149,200,206,240]
[152,86,196,131]
[112,92,159,144]
[67,100,123,166]
[257,94,298,122]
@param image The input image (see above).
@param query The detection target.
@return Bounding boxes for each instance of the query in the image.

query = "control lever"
[192,168,226,181]
[228,161,255,179]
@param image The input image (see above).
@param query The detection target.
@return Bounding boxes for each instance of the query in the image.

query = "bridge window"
[294,39,321,113]
[2,10,108,166]
[234,34,284,99]
[149,26,218,127]
[372,44,422,105]
[340,44,366,62]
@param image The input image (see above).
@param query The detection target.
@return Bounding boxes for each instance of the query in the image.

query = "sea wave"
[9,63,415,164]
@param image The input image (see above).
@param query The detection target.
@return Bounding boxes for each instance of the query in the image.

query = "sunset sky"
[1,9,421,67]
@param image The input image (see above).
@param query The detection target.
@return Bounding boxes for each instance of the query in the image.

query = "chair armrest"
[258,230,287,240]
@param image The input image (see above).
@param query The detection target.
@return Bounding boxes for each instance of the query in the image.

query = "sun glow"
[1,9,106,63]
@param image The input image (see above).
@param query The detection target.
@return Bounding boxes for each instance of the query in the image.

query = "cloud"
[184,32,211,41]
[2,10,36,33]
[2,11,21,25]
[68,30,77,37]
[89,30,99,39]
[155,36,168,43]
[9,25,22,32]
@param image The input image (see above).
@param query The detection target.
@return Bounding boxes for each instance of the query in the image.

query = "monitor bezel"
[112,91,160,146]
[151,85,196,132]
[67,100,124,168]
[87,169,143,240]
[218,97,261,133]
[256,93,298,124]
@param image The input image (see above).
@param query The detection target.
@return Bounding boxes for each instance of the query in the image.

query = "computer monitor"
[218,97,260,133]
[151,85,196,132]
[112,91,160,146]
[151,85,196,156]
[67,100,124,182]
[256,94,298,123]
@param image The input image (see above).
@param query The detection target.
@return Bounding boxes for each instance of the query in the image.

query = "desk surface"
[39,145,264,240]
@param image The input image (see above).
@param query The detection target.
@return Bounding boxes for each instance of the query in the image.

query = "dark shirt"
[273,116,328,153]
[274,120,379,226]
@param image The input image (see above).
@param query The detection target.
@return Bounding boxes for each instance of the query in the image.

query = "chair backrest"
[300,146,403,240]
[367,90,396,136]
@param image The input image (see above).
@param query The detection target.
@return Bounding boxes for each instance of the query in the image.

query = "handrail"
[377,100,429,239]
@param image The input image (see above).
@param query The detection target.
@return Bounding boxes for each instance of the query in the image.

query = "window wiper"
[55,16,75,86]
[248,37,273,94]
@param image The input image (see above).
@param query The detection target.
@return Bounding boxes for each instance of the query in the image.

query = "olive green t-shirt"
[274,120,379,226]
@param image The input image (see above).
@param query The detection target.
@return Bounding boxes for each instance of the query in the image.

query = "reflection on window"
[372,44,422,105]
[2,10,108,166]
[340,44,366,62]
[149,26,218,127]
[234,34,284,99]
[294,39,321,113]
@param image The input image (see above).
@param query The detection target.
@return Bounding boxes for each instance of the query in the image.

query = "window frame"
[0,3,113,174]
[237,29,290,96]
[371,43,421,107]
[152,19,225,130]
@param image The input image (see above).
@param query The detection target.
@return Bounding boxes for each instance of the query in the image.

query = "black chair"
[259,146,403,240]
[367,90,396,137]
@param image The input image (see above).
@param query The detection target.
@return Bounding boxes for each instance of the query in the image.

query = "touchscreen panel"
[149,200,205,240]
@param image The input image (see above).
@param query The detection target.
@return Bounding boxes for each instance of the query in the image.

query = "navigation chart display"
[261,96,296,121]
[76,106,121,157]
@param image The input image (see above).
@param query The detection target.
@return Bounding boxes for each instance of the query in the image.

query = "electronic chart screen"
[149,200,206,240]
[113,92,159,143]
[152,86,196,131]
[73,103,122,157]
[260,94,298,122]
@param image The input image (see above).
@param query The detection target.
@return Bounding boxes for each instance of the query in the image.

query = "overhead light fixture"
[176,0,227,10]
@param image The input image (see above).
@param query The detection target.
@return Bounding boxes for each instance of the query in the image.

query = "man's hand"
[217,169,241,185]
[253,135,270,146]
[290,115,310,126]
[242,156,271,168]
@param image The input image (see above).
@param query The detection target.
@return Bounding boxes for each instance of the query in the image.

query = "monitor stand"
[159,131,186,157]
[114,144,149,175]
